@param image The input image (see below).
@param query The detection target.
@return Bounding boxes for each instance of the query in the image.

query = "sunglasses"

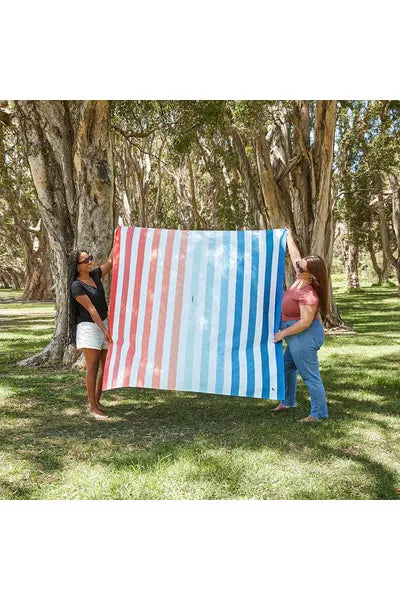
[78,254,93,265]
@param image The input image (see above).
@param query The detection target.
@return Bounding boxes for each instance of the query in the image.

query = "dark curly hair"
[68,249,88,345]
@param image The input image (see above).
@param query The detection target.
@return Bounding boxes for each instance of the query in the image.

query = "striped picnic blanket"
[103,227,287,400]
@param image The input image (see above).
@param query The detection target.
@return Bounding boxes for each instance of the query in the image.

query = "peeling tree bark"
[389,172,400,260]
[310,101,337,257]
[22,221,53,300]
[15,100,114,367]
[74,101,115,256]
[375,172,400,294]
[255,131,285,228]
[229,123,268,228]
[253,100,342,326]
[367,239,390,285]
[289,101,312,253]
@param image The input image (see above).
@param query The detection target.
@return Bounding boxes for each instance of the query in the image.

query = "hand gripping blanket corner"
[103,227,287,400]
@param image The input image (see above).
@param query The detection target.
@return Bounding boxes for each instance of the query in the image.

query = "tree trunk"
[310,101,337,256]
[390,172,400,251]
[255,131,285,228]
[344,236,360,290]
[253,100,343,326]
[389,172,400,293]
[153,139,165,227]
[6,192,54,301]
[74,101,115,256]
[15,100,114,367]
[113,142,133,225]
[368,239,384,284]
[22,222,53,300]
[229,123,268,228]
[375,172,400,294]
[123,138,152,227]
[186,153,206,229]
[1,119,51,298]
[169,156,207,229]
[288,101,312,253]
[0,264,25,289]
[194,135,238,230]
[382,256,391,283]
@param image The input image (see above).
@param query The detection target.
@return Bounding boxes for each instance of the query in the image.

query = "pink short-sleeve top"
[281,283,320,321]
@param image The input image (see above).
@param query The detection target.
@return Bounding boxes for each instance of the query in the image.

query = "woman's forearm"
[88,307,107,333]
[286,231,301,264]
[281,320,310,338]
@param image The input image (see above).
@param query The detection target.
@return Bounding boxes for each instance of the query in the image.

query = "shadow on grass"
[0,319,54,330]
[1,365,399,499]
[0,285,399,499]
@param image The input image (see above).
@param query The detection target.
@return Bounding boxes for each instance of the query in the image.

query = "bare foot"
[297,415,321,423]
[271,404,290,413]
[90,408,109,420]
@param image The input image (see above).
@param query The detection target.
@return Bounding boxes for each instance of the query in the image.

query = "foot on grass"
[90,408,109,420]
[297,415,321,423]
[271,404,291,413]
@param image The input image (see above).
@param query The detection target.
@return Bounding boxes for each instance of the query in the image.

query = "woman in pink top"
[272,227,329,422]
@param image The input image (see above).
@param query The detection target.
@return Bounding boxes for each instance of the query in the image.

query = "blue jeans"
[281,319,328,419]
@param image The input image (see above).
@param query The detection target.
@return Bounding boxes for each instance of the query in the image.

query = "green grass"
[0,288,24,302]
[0,282,399,499]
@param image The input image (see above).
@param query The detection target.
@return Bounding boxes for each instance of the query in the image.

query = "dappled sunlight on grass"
[0,283,399,499]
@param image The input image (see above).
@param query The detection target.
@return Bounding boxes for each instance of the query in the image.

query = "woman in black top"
[70,249,113,420]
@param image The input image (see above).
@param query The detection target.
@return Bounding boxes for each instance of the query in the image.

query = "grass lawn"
[0,283,399,500]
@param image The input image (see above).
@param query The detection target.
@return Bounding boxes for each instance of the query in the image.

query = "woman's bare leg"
[83,348,107,418]
[95,349,108,409]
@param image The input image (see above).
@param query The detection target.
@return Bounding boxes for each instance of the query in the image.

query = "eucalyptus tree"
[353,100,400,292]
[14,100,114,366]
[230,100,340,325]
[164,100,265,229]
[370,101,400,293]
[111,99,342,324]
[334,101,372,289]
[0,109,52,298]
[111,100,251,230]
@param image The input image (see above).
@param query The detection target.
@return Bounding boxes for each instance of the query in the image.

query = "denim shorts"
[76,318,108,351]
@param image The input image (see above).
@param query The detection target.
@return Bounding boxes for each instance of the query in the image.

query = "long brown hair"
[304,255,330,319]
[68,249,88,345]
